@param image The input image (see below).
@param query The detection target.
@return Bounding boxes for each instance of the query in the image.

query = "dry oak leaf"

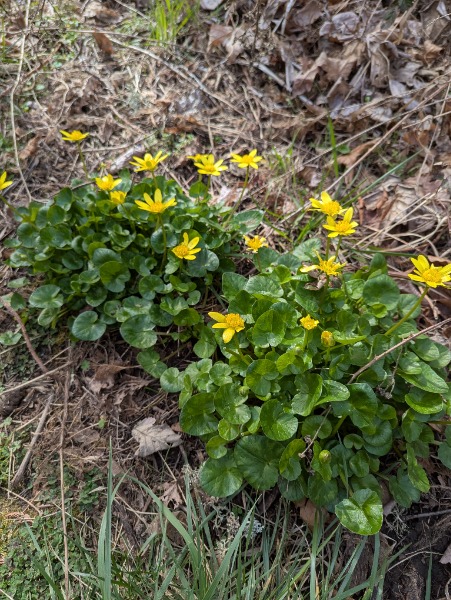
[132,417,182,457]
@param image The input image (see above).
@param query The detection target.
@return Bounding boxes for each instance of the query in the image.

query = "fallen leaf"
[93,31,113,56]
[296,498,324,530]
[440,543,451,564]
[200,0,223,10]
[132,417,182,457]
[337,140,376,168]
[89,364,126,394]
[19,136,39,161]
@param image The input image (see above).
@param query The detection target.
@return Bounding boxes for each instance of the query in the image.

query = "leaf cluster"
[178,249,451,534]
[5,173,262,373]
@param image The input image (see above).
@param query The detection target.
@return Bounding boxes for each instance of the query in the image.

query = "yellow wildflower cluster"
[208,312,245,343]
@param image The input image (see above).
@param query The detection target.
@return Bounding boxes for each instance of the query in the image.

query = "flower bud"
[319,450,331,463]
[321,330,335,347]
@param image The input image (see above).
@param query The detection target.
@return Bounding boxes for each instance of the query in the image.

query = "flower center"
[422,268,442,283]
[149,202,165,213]
[201,164,216,174]
[248,239,262,249]
[334,220,351,233]
[225,314,244,329]
[175,244,190,257]
[319,260,339,275]
[323,201,341,216]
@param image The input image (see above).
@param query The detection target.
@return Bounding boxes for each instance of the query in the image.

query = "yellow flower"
[321,331,335,347]
[95,174,122,191]
[408,255,451,289]
[230,149,263,170]
[187,153,207,162]
[194,154,228,176]
[300,253,346,277]
[0,171,13,191]
[243,235,268,253]
[172,233,201,260]
[110,190,126,205]
[130,151,169,172]
[300,315,319,330]
[208,312,245,343]
[60,130,89,142]
[323,207,358,238]
[310,192,345,217]
[135,189,177,214]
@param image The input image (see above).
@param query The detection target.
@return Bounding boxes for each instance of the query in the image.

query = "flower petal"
[223,328,235,343]
[188,237,200,249]
[208,312,225,322]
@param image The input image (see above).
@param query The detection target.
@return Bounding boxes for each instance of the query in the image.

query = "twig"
[10,394,54,489]
[0,297,47,373]
[347,317,451,384]
[111,38,243,117]
[0,363,70,399]
[9,0,32,203]
[404,508,451,521]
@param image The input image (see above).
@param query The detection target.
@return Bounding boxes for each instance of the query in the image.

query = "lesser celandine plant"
[178,193,451,535]
[4,138,265,378]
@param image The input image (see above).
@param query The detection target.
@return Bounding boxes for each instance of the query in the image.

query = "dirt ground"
[1,0,451,597]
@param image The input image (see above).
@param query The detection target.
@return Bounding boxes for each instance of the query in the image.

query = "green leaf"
[245,359,278,396]
[279,474,307,501]
[292,373,323,416]
[406,444,430,493]
[405,388,443,415]
[363,275,400,310]
[200,454,243,497]
[438,443,451,469]
[99,261,131,293]
[29,285,64,309]
[229,209,264,232]
[137,349,167,378]
[234,436,283,490]
[173,308,201,326]
[214,383,251,425]
[180,393,218,436]
[160,367,184,393]
[139,275,166,299]
[398,362,448,394]
[193,326,217,359]
[260,400,298,441]
[86,285,108,307]
[222,272,247,300]
[335,490,383,535]
[120,315,157,349]
[245,275,283,299]
[279,439,306,481]
[318,380,350,404]
[210,362,233,386]
[189,181,208,198]
[218,419,240,441]
[206,436,228,459]
[0,330,21,346]
[185,250,219,277]
[301,415,332,439]
[388,470,421,508]
[71,311,106,341]
[276,351,305,376]
[307,475,338,507]
[252,309,286,347]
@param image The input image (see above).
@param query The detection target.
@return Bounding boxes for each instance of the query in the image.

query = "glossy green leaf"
[260,400,298,441]
[29,285,64,309]
[335,490,383,535]
[200,454,242,497]
[234,436,283,490]
[120,315,157,349]
[180,393,218,436]
[71,311,106,341]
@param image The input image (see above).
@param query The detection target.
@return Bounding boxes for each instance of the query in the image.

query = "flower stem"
[224,167,249,226]
[0,193,16,213]
[333,236,342,261]
[385,287,428,336]
[77,141,89,179]
[325,236,331,260]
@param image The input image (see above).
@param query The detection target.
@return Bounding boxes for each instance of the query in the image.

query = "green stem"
[77,141,89,179]
[0,193,16,213]
[330,415,347,437]
[224,167,249,226]
[325,236,331,260]
[159,216,167,267]
[256,251,262,273]
[385,287,428,336]
[333,236,342,261]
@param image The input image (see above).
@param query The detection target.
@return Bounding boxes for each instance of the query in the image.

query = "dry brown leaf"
[208,24,233,49]
[93,31,113,56]
[337,141,376,168]
[89,364,126,394]
[132,417,182,457]
[440,543,451,564]
[295,498,325,531]
[161,481,184,507]
[319,12,362,43]
[287,0,323,30]
[19,136,39,161]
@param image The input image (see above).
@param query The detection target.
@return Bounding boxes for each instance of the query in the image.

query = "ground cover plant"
[2,147,263,377]
[2,0,451,596]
